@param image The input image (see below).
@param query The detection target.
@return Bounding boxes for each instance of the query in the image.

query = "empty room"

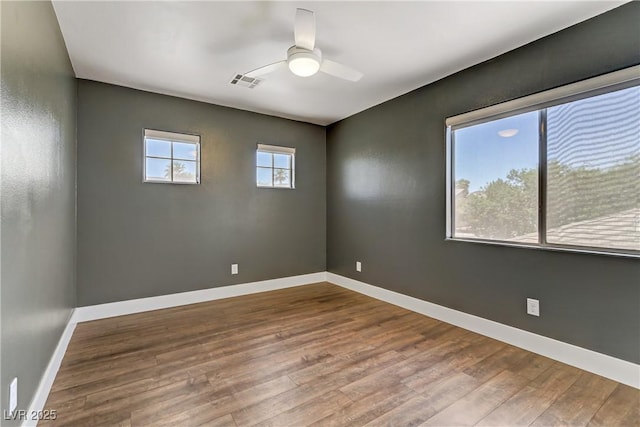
[1,0,639,426]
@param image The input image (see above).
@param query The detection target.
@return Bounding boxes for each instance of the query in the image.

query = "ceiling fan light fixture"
[287,46,321,77]
[289,57,320,77]
[244,11,362,82]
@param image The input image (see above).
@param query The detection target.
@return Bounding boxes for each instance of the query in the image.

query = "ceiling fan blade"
[320,59,363,82]
[294,8,316,50]
[244,60,287,78]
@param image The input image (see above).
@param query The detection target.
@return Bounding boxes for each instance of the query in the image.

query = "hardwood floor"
[41,283,639,426]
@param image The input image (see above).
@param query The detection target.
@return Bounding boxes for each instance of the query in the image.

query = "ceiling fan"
[244,8,363,82]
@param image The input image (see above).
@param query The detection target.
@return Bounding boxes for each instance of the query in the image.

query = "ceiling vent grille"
[230,74,263,89]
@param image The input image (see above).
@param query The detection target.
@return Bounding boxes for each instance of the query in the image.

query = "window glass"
[256,145,295,189]
[454,111,539,242]
[257,167,273,187]
[173,142,198,161]
[273,168,291,187]
[144,130,200,184]
[172,160,198,183]
[546,86,640,251]
[274,153,291,169]
[257,151,272,167]
[145,158,171,181]
[146,138,171,158]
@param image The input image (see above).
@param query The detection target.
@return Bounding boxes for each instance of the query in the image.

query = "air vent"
[230,74,263,89]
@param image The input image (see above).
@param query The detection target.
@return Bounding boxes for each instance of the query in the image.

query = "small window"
[256,144,295,189]
[447,66,639,256]
[144,129,200,184]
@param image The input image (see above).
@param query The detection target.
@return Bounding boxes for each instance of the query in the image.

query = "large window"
[256,144,295,189]
[144,129,200,184]
[447,67,639,256]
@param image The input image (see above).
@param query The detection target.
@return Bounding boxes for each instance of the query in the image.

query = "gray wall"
[327,3,640,364]
[1,0,77,420]
[77,80,326,306]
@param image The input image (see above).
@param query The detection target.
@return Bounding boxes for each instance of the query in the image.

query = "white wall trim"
[72,272,327,323]
[23,310,77,427]
[326,272,640,389]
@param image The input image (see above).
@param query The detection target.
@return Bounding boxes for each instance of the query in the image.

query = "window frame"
[445,65,640,258]
[256,143,296,189]
[143,129,201,185]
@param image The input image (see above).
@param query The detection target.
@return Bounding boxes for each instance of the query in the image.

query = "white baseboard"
[23,310,77,427]
[326,272,640,389]
[72,272,327,323]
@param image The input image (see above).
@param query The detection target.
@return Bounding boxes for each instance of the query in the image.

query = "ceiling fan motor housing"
[287,46,322,77]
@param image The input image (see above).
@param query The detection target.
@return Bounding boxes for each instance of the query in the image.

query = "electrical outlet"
[527,298,540,316]
[231,264,238,275]
[356,261,362,272]
[9,377,17,413]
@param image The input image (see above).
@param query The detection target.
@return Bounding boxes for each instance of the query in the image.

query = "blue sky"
[455,110,539,192]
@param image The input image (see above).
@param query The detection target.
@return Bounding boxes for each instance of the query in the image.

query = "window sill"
[143,180,200,185]
[256,185,295,190]
[445,237,639,259]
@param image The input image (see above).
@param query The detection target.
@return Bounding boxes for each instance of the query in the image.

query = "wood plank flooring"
[41,283,639,426]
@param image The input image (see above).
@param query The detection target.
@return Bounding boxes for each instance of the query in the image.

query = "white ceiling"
[52,1,627,126]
